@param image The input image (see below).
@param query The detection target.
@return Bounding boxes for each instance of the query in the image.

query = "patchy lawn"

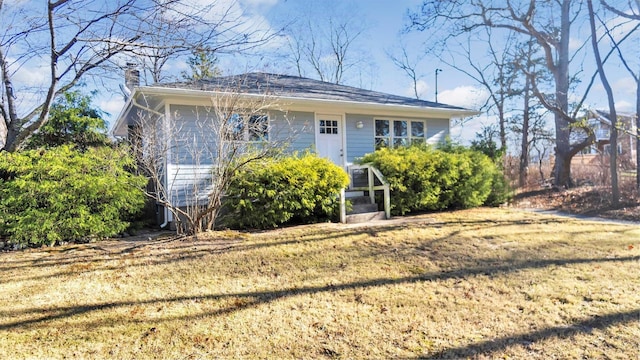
[1,208,639,359]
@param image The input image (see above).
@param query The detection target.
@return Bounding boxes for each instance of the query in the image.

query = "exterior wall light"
[356,121,364,129]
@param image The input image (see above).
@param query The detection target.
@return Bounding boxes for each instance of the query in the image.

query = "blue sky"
[64,0,640,143]
[102,0,489,141]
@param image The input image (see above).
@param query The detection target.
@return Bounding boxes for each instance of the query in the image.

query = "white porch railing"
[340,164,391,223]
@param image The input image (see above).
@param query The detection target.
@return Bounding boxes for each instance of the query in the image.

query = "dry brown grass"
[1,208,639,359]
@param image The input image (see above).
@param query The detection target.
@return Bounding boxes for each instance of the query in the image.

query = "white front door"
[316,114,344,166]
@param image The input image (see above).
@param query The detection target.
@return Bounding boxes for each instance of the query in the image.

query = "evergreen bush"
[0,145,147,246]
[359,146,443,215]
[222,153,349,229]
[359,144,505,215]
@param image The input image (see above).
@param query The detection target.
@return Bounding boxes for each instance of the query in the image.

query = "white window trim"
[374,117,427,148]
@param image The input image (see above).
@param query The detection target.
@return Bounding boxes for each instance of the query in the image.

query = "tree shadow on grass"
[1,254,637,332]
[0,212,569,271]
[1,213,636,288]
[416,308,640,359]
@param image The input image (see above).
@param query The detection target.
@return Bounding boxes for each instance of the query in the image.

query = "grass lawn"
[1,208,639,359]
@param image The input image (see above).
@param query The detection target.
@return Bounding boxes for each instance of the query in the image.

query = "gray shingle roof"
[156,72,467,111]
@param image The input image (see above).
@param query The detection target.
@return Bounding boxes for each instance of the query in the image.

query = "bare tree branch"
[281,4,369,85]
[133,77,297,234]
[386,42,426,100]
[1,0,280,151]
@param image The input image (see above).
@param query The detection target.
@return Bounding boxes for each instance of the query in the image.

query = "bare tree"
[530,130,555,184]
[587,0,620,204]
[283,3,369,85]
[409,0,592,187]
[600,0,640,188]
[387,42,427,100]
[131,0,279,84]
[511,38,554,188]
[134,82,294,235]
[439,27,524,152]
[0,0,155,151]
[0,0,278,151]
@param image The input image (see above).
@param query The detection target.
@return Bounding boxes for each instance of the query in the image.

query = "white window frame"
[374,118,427,149]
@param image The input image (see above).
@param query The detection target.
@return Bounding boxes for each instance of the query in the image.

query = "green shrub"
[360,146,443,215]
[359,144,504,215]
[484,169,512,206]
[222,153,349,229]
[467,133,512,206]
[436,144,500,208]
[0,145,147,246]
[26,90,110,150]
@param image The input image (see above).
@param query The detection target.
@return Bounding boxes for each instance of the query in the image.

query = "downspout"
[162,101,172,229]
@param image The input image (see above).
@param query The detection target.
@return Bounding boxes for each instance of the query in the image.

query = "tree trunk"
[3,125,18,152]
[587,0,619,206]
[552,0,573,188]
[498,99,506,154]
[554,147,573,188]
[519,75,531,188]
[636,69,640,189]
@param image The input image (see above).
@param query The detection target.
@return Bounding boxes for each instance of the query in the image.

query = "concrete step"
[346,211,386,224]
[348,203,378,214]
[348,196,373,206]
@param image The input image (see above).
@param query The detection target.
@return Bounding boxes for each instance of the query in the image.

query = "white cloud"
[99,96,126,120]
[240,0,278,10]
[7,57,49,88]
[3,58,49,118]
[568,37,587,52]
[613,76,637,96]
[614,100,634,112]
[404,79,429,99]
[450,114,495,145]
[168,0,283,51]
[604,12,640,43]
[587,76,636,113]
[438,85,488,109]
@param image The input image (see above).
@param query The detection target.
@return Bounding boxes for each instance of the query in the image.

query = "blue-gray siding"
[345,114,375,163]
[170,104,217,165]
[344,115,450,163]
[270,110,315,153]
[165,105,316,206]
[426,118,450,144]
[162,104,451,206]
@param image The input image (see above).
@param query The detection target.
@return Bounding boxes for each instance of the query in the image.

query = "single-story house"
[111,72,477,226]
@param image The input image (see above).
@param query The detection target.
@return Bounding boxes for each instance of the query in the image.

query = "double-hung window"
[375,119,426,149]
[226,113,269,141]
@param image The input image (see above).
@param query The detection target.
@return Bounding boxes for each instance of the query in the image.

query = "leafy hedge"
[0,145,147,246]
[222,153,349,229]
[359,145,508,215]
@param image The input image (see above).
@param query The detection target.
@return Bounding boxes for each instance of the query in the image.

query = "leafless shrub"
[132,82,298,236]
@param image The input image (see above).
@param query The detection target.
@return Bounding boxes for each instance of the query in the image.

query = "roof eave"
[110,94,135,137]
[134,86,480,118]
